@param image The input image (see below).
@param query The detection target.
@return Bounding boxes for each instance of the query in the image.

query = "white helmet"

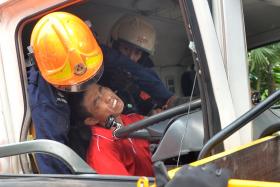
[110,15,156,55]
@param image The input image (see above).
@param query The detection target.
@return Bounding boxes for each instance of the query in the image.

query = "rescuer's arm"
[102,45,173,105]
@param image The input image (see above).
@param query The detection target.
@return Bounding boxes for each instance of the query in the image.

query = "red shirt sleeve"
[87,135,130,176]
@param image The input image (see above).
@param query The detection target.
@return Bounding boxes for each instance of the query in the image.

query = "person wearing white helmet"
[109,15,156,65]
[100,15,176,115]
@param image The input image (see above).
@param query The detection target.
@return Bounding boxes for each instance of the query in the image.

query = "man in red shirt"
[82,83,154,176]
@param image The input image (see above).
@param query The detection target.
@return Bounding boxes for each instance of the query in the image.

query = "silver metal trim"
[0,140,95,174]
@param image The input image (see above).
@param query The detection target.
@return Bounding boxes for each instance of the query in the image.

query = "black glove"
[165,164,230,187]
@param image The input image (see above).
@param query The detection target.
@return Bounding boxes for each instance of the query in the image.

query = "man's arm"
[102,45,173,105]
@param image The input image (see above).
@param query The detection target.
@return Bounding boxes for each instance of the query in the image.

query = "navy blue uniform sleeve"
[101,45,173,105]
[27,66,71,174]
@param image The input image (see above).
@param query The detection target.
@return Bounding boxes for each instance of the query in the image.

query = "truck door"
[179,0,252,153]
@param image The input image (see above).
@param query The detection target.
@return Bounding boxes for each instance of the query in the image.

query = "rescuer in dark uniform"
[100,15,176,116]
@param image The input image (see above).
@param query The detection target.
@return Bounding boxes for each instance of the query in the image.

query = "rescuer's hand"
[165,164,230,187]
[164,96,195,109]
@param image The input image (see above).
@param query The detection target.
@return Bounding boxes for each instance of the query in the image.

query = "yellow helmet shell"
[31,12,103,91]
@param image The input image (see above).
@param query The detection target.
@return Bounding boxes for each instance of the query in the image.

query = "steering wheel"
[113,99,201,138]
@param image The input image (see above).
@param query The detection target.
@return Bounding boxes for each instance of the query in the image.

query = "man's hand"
[149,108,163,116]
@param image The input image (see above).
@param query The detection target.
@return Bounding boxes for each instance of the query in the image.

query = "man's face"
[118,41,143,63]
[85,85,124,124]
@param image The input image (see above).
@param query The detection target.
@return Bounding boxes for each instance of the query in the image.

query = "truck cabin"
[1,0,280,183]
[20,0,203,174]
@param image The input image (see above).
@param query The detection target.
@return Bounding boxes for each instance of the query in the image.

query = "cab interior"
[18,0,280,177]
[20,0,203,174]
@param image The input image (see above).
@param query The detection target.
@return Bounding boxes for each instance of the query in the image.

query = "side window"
[248,42,280,104]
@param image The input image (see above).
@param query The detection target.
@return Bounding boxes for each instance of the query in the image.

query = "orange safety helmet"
[30,12,103,92]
